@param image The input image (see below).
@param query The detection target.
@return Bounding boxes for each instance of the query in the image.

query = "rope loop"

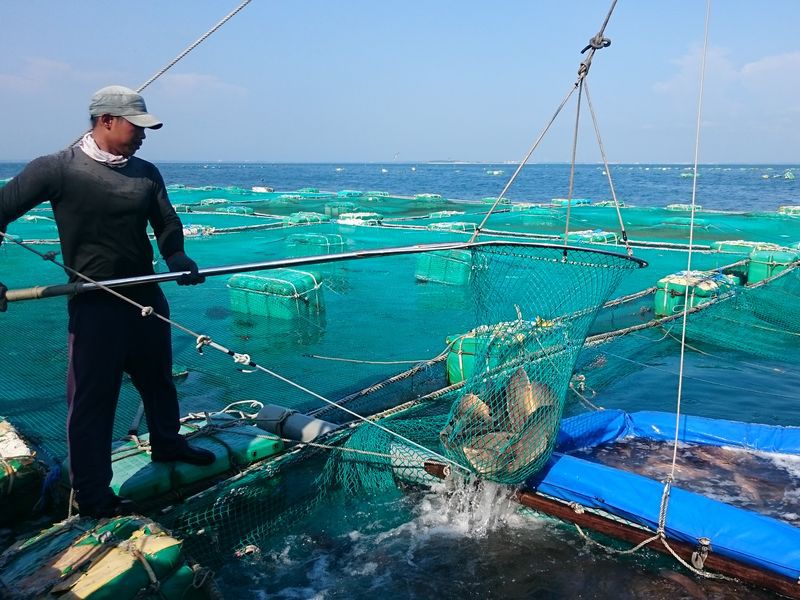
[140,306,154,317]
[196,335,212,354]
[691,537,712,570]
[233,353,251,365]
[191,566,215,589]
[581,35,612,54]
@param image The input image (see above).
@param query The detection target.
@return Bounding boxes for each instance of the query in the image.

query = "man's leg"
[66,294,127,509]
[125,287,182,454]
[126,286,214,466]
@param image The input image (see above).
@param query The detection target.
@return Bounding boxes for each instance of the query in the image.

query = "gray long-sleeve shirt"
[0,148,184,283]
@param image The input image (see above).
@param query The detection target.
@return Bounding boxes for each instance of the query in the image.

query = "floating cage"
[654,271,738,317]
[711,240,779,254]
[182,224,214,237]
[747,247,799,284]
[286,211,330,225]
[199,198,228,206]
[0,418,44,525]
[173,204,192,213]
[778,205,800,216]
[337,190,363,198]
[665,203,702,211]
[215,206,254,215]
[296,187,319,194]
[482,196,511,205]
[427,221,477,233]
[415,249,473,286]
[227,269,325,320]
[324,201,358,218]
[365,190,389,197]
[551,198,590,206]
[0,515,207,599]
[429,210,464,218]
[286,233,346,257]
[594,200,627,207]
[336,212,383,226]
[562,229,618,244]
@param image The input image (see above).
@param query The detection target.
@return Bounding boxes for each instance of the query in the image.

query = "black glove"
[165,251,205,286]
[0,282,7,312]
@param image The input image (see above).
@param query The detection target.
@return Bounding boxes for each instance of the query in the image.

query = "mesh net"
[2,188,800,571]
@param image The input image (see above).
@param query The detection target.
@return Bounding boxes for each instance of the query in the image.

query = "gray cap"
[89,85,163,129]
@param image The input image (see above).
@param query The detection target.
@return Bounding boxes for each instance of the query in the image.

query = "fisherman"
[0,85,215,518]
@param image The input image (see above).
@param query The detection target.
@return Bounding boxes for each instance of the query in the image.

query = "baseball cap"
[89,85,163,129]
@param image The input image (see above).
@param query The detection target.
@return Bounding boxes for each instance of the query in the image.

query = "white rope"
[582,80,632,257]
[68,0,253,147]
[3,233,469,475]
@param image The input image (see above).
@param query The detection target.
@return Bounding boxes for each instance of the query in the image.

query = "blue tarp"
[526,410,800,581]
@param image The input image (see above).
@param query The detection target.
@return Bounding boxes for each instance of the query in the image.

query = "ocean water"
[2,161,799,212]
[1,161,798,598]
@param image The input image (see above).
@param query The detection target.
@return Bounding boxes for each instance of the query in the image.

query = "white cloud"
[653,46,800,119]
[0,57,80,93]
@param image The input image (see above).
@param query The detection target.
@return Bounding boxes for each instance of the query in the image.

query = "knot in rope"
[581,35,611,54]
[568,501,585,514]
[140,306,153,317]
[191,566,215,589]
[41,251,58,262]
[691,537,712,570]
[196,334,212,354]
[233,353,251,365]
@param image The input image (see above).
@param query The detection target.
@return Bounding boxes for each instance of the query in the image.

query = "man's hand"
[0,282,7,312]
[165,251,205,286]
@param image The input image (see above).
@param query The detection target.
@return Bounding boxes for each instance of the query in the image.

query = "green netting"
[5,183,800,576]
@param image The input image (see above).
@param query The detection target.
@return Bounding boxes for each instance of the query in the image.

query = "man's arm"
[0,155,61,246]
[148,167,204,285]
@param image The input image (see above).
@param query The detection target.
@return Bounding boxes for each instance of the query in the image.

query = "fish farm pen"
[1,179,800,598]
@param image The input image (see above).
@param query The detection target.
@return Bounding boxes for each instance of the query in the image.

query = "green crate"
[287,233,346,257]
[228,269,324,320]
[747,248,799,283]
[562,229,618,244]
[415,250,473,286]
[654,271,737,317]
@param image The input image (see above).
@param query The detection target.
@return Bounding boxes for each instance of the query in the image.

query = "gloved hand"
[0,282,7,312]
[165,251,205,286]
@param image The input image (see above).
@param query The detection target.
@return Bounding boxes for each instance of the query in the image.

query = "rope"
[583,80,631,256]
[469,84,579,243]
[2,232,470,475]
[67,0,253,147]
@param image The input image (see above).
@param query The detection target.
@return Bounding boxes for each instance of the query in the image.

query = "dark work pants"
[66,285,183,507]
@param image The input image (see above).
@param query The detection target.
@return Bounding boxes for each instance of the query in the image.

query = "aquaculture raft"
[523,410,800,598]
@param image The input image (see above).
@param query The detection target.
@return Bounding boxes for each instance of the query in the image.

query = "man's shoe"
[151,443,215,466]
[78,494,137,519]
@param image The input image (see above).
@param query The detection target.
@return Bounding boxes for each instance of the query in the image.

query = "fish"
[505,368,555,432]
[462,431,513,475]
[504,404,559,474]
[204,306,231,320]
[658,570,708,600]
[440,392,494,450]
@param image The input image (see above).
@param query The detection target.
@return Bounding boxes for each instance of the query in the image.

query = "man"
[0,85,215,518]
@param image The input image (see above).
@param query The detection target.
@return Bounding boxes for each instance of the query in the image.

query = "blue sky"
[1,1,798,163]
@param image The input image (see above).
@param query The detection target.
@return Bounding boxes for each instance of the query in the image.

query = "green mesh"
[4,185,800,566]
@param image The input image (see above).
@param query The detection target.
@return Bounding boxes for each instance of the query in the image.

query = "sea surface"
[1,161,798,599]
[2,161,799,212]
